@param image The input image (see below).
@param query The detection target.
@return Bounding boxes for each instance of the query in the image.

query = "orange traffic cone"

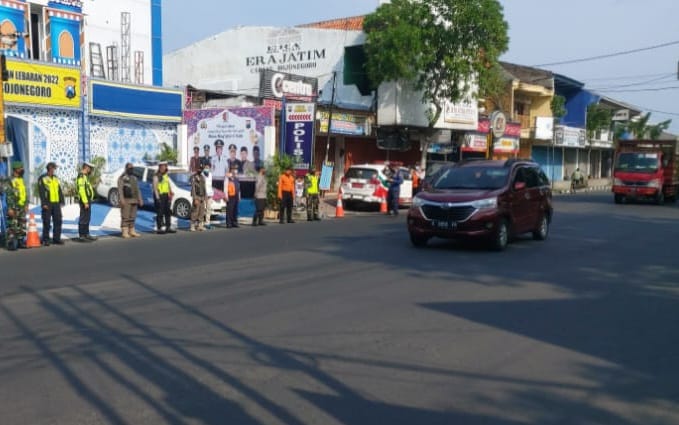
[379,194,388,214]
[26,213,41,248]
[335,190,345,218]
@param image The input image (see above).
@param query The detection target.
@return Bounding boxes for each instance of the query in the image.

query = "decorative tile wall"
[89,116,177,172]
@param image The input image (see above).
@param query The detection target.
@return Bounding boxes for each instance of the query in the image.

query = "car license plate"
[352,182,364,188]
[431,220,456,230]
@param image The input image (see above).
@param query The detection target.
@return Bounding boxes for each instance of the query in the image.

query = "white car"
[97,165,226,219]
[341,163,413,208]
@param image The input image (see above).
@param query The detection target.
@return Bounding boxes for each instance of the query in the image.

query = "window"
[344,168,377,180]
[524,167,540,188]
[536,168,550,186]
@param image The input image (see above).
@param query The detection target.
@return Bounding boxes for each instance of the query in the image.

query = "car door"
[523,167,543,230]
[508,166,532,233]
[139,167,155,206]
[398,168,413,205]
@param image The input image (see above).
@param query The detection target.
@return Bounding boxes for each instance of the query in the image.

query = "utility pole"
[0,54,8,176]
[324,71,337,164]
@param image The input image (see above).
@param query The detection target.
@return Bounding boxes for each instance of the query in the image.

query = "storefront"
[554,125,587,179]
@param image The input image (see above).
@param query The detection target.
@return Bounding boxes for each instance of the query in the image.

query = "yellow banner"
[3,59,81,109]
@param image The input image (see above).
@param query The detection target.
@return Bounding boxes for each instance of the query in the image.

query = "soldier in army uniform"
[5,162,28,250]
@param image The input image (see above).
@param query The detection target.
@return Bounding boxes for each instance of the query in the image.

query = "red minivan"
[407,159,553,250]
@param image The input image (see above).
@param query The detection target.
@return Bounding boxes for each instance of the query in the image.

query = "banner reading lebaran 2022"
[285,103,315,171]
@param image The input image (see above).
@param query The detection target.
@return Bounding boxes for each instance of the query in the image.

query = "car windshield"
[615,152,659,173]
[434,166,509,190]
[345,168,378,180]
[169,172,192,186]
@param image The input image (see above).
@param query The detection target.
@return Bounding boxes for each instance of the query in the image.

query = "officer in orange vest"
[225,165,240,228]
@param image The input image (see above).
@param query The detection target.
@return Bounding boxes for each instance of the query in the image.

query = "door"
[139,167,155,206]
[524,167,545,230]
[509,167,532,233]
[398,168,413,205]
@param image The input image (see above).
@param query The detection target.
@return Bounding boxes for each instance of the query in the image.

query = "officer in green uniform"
[305,167,321,221]
[5,161,28,250]
[76,162,97,242]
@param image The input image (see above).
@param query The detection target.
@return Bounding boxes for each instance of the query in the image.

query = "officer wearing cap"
[5,161,27,250]
[76,161,97,242]
[153,161,175,234]
[189,145,202,173]
[211,139,227,191]
[38,162,65,245]
[305,167,321,221]
[227,143,242,175]
[200,144,212,169]
[225,164,240,228]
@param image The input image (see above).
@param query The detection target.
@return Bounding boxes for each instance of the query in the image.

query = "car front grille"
[622,180,648,186]
[421,205,476,222]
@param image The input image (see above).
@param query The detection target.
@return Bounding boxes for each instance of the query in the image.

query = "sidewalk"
[552,178,612,195]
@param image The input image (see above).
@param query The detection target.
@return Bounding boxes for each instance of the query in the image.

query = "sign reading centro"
[4,59,81,109]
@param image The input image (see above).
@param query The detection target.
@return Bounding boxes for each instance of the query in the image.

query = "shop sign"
[260,69,318,101]
[554,125,586,147]
[319,111,367,136]
[284,103,315,170]
[534,116,554,140]
[462,133,488,152]
[443,100,478,126]
[493,137,519,153]
[4,59,81,109]
[490,111,507,138]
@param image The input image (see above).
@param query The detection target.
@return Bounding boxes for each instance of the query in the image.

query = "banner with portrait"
[184,107,275,180]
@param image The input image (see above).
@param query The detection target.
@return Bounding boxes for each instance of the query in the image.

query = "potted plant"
[265,153,294,219]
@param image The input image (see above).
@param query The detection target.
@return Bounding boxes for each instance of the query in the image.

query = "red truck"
[612,140,679,204]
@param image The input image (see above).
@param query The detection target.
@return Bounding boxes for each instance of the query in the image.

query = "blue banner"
[284,103,315,170]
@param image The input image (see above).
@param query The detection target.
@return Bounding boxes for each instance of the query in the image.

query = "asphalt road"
[1,192,678,425]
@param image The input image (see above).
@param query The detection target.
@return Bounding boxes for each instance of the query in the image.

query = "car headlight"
[412,196,426,207]
[613,178,623,186]
[471,197,498,209]
[648,179,662,188]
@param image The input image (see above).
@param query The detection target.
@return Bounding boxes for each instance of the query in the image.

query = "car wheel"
[108,188,120,207]
[410,232,429,248]
[173,198,191,219]
[614,194,623,204]
[490,219,509,251]
[532,214,549,241]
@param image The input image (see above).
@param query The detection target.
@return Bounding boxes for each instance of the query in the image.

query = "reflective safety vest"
[306,174,320,195]
[227,180,236,197]
[157,174,171,194]
[76,174,94,204]
[11,177,26,207]
[42,175,61,203]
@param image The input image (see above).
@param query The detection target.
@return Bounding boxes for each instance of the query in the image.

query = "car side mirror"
[514,181,527,191]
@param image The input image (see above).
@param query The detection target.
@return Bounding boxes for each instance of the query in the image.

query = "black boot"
[252,216,258,226]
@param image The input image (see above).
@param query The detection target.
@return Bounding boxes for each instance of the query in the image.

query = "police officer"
[5,162,27,250]
[225,165,240,228]
[38,162,64,245]
[117,162,143,239]
[153,161,175,234]
[252,166,267,226]
[76,162,98,242]
[200,144,212,169]
[190,165,207,231]
[305,167,321,221]
[211,139,228,191]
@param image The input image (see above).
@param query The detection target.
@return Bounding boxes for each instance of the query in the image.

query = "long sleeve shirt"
[278,174,295,199]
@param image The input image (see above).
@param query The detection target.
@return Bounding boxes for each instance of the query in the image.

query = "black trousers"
[253,198,266,224]
[155,194,172,230]
[42,203,63,242]
[227,199,239,227]
[78,203,91,237]
[279,191,293,222]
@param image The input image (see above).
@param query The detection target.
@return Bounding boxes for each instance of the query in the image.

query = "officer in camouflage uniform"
[5,162,28,250]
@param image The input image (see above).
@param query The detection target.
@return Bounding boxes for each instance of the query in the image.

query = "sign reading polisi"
[260,69,318,101]
[284,103,315,171]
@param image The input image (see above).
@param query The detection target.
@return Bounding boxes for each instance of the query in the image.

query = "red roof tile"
[298,16,365,31]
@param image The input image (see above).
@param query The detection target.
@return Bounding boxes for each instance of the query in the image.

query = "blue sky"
[162,0,679,132]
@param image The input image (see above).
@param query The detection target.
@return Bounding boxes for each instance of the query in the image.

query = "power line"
[598,85,679,93]
[580,71,672,81]
[533,40,679,67]
[588,73,675,90]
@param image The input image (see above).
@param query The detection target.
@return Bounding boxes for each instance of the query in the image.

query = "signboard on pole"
[284,102,315,171]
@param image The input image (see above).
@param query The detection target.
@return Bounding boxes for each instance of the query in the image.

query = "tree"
[363,0,509,128]
[550,95,567,123]
[622,112,671,140]
[586,104,611,139]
